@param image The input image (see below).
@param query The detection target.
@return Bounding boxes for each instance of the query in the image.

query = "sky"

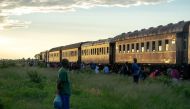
[0,0,190,59]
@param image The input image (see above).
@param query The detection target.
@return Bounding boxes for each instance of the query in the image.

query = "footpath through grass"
[0,66,190,109]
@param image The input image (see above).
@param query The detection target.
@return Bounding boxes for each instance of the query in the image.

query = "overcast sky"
[0,0,190,59]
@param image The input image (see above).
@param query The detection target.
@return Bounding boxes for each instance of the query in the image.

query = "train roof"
[114,20,190,41]
[82,38,113,47]
[49,46,62,52]
[49,42,88,52]
[61,42,84,50]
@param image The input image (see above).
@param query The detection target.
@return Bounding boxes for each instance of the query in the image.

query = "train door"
[109,42,115,64]
[176,32,188,64]
[78,47,81,63]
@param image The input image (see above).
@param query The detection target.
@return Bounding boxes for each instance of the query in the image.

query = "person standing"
[95,65,99,74]
[131,58,140,83]
[57,59,71,109]
[103,65,110,74]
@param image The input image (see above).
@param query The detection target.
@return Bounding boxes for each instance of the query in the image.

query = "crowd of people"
[78,58,186,84]
[54,58,188,109]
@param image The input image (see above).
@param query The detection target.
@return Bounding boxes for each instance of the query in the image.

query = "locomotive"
[35,20,190,69]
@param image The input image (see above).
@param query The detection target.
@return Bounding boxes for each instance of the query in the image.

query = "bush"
[183,88,190,98]
[0,98,4,109]
[0,60,16,68]
[156,76,172,86]
[27,70,43,83]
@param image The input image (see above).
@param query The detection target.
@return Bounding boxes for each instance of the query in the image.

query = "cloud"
[0,16,31,30]
[0,0,173,30]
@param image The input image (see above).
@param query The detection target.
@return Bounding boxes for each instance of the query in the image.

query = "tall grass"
[0,66,190,109]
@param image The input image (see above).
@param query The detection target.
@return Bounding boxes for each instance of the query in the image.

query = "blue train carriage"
[114,21,190,65]
[81,38,114,65]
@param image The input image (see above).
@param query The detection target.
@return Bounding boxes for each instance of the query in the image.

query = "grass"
[0,65,190,109]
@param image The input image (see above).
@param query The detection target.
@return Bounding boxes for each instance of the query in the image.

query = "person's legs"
[61,95,70,109]
[133,75,139,83]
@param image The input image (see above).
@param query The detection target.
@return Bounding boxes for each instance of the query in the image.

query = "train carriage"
[61,42,84,63]
[114,21,190,65]
[81,39,113,64]
[48,47,62,64]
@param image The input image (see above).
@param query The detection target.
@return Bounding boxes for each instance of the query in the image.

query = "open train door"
[109,42,115,64]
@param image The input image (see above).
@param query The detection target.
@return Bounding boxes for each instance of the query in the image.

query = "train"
[35,20,190,74]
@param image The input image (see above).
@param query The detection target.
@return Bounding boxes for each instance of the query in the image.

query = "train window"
[70,51,73,56]
[165,40,169,51]
[152,41,156,52]
[74,51,76,56]
[127,44,130,53]
[172,39,175,44]
[97,48,99,55]
[141,43,144,52]
[146,42,150,52]
[158,40,162,51]
[136,43,139,52]
[132,44,134,52]
[123,45,125,52]
[91,49,93,55]
[119,45,122,53]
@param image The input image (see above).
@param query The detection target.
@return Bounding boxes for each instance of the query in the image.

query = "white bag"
[53,94,62,109]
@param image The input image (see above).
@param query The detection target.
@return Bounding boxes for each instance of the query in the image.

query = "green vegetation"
[0,66,190,109]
